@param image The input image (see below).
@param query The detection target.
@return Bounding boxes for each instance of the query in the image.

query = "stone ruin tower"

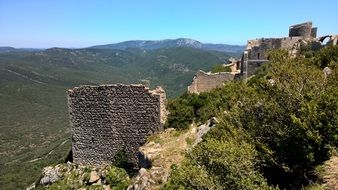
[67,84,166,165]
[289,21,317,39]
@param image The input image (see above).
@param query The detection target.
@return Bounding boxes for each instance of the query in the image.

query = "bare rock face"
[193,117,219,147]
[128,167,167,190]
[40,166,62,185]
[32,163,131,189]
[323,67,332,79]
[89,171,100,183]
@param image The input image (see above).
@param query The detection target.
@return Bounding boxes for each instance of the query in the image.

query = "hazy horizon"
[1,0,338,48]
[0,38,247,49]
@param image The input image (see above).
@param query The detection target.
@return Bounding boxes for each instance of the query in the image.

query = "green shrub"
[211,64,232,73]
[163,162,221,190]
[83,172,90,184]
[164,120,277,190]
[106,167,131,190]
[165,96,195,130]
[164,46,338,189]
[112,150,137,175]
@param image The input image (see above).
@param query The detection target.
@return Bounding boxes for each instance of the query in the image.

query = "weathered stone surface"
[150,86,168,125]
[188,57,242,94]
[193,117,218,147]
[67,84,164,165]
[40,166,62,185]
[89,171,100,183]
[34,163,133,189]
[289,22,316,39]
[241,22,320,79]
[188,70,235,94]
[323,67,332,79]
[26,183,36,190]
[128,167,167,190]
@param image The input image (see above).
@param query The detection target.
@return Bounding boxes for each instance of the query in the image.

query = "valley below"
[0,44,239,189]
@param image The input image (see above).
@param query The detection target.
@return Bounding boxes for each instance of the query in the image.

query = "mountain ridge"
[1,38,245,54]
[89,38,245,53]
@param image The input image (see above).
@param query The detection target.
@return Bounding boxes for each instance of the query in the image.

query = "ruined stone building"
[187,70,235,94]
[241,21,319,78]
[187,58,241,94]
[319,35,338,46]
[188,21,338,94]
[67,84,167,165]
[241,21,338,79]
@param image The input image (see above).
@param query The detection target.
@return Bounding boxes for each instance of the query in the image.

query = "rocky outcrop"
[323,67,332,79]
[40,166,63,185]
[32,162,131,189]
[193,117,219,147]
[128,167,167,190]
[129,127,197,190]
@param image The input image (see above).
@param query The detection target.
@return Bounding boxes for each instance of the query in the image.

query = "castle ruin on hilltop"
[67,84,167,165]
[66,22,337,166]
[188,21,338,94]
[187,58,241,94]
[241,21,319,78]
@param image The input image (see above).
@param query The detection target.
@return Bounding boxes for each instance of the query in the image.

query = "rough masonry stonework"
[188,70,236,94]
[241,21,323,79]
[187,21,338,94]
[67,84,165,165]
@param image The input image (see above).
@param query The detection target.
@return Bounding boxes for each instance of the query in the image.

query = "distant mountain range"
[0,38,245,54]
[0,46,42,53]
[90,38,245,53]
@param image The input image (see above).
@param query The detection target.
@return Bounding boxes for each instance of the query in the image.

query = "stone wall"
[227,58,241,72]
[248,38,282,60]
[150,86,168,125]
[188,70,235,94]
[244,36,306,78]
[289,22,313,38]
[67,84,163,165]
[328,35,338,46]
[311,27,318,38]
[247,37,302,60]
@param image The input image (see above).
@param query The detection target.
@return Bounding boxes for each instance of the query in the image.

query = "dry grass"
[141,125,196,169]
[323,156,338,190]
[133,125,196,189]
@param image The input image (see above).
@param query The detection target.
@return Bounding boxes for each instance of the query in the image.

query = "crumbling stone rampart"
[151,86,168,125]
[242,22,321,79]
[67,84,163,165]
[188,21,336,94]
[289,22,316,39]
[188,70,235,94]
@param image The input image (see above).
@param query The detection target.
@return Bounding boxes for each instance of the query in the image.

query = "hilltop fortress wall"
[241,22,322,78]
[68,84,166,165]
[187,70,236,94]
[289,22,317,39]
[187,21,336,94]
[246,37,303,60]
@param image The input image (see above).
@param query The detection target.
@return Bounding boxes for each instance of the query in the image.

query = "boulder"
[40,166,62,185]
[89,171,100,183]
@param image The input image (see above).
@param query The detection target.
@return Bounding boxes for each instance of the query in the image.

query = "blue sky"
[1,0,338,48]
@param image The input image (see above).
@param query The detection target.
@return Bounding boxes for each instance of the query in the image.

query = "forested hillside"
[0,47,234,190]
[164,45,338,189]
